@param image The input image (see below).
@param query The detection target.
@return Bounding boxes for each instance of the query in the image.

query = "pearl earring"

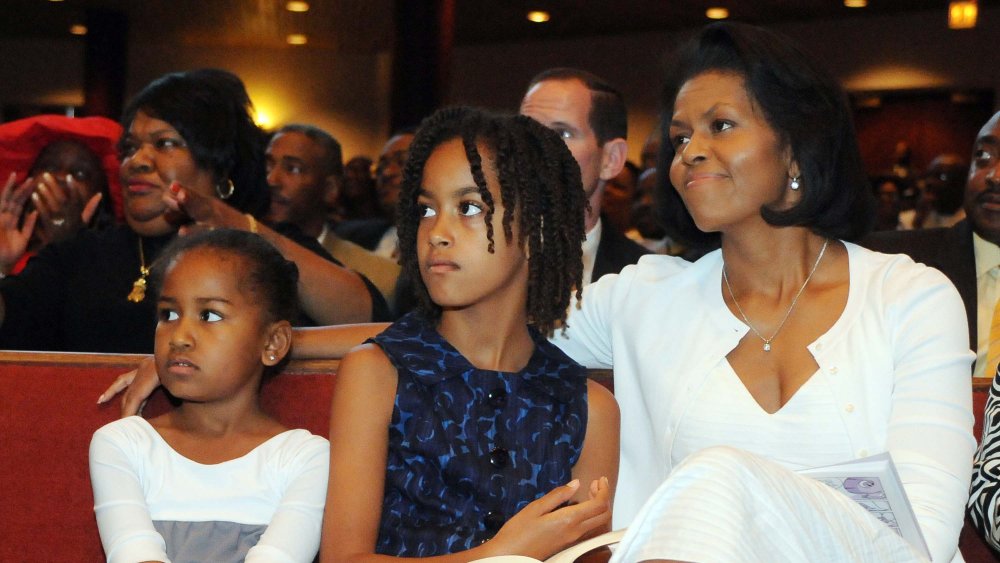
[790,176,801,191]
[268,353,276,361]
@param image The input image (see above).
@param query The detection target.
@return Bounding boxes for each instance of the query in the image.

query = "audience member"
[335,155,380,222]
[913,153,968,229]
[640,128,661,173]
[520,67,649,285]
[558,22,968,561]
[90,229,328,562]
[625,168,683,256]
[265,124,401,312]
[871,173,908,231]
[335,131,415,259]
[0,68,379,353]
[603,160,640,234]
[321,107,617,561]
[0,115,123,275]
[864,118,1000,378]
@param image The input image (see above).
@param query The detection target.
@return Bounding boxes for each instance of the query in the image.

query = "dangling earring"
[789,176,801,191]
[216,179,235,199]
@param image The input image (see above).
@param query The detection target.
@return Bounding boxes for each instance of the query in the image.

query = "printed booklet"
[797,451,929,559]
[469,529,625,563]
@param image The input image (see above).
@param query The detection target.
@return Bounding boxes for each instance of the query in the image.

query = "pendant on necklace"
[763,342,771,352]
[127,277,147,303]
[127,265,150,303]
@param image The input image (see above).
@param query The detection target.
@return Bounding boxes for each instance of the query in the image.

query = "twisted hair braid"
[397,107,586,335]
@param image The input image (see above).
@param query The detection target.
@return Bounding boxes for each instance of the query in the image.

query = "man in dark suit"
[335,131,414,258]
[520,68,648,284]
[864,111,1000,377]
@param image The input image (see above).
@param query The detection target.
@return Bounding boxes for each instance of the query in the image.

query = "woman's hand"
[163,182,246,233]
[97,356,161,417]
[31,172,102,245]
[487,477,612,560]
[0,172,38,272]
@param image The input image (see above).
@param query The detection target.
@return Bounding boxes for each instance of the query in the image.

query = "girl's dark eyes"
[158,309,179,322]
[670,134,690,149]
[199,310,223,322]
[459,201,483,216]
[418,204,436,218]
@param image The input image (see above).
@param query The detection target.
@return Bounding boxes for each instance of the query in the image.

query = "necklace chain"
[127,237,150,303]
[722,239,829,352]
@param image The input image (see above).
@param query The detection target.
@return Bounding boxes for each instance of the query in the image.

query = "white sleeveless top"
[671,359,855,471]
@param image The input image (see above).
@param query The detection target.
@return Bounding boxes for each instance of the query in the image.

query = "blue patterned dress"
[370,312,589,556]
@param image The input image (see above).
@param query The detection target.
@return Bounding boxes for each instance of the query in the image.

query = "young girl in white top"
[89,228,329,563]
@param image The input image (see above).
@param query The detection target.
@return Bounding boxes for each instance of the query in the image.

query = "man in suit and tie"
[520,68,649,284]
[864,111,1000,377]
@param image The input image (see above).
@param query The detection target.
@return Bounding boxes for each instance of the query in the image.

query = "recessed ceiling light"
[706,7,729,20]
[286,1,310,12]
[527,10,550,23]
[69,24,88,36]
[286,34,308,45]
[844,0,867,7]
[49,0,65,3]
[948,0,978,29]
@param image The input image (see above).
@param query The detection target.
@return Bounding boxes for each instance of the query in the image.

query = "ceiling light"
[844,0,867,7]
[527,10,550,23]
[285,1,309,12]
[286,34,308,45]
[48,0,65,3]
[254,109,274,129]
[706,7,729,20]
[69,24,87,36]
[948,0,977,29]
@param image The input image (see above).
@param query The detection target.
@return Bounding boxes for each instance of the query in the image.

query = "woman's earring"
[790,176,801,191]
[268,353,276,362]
[216,179,235,200]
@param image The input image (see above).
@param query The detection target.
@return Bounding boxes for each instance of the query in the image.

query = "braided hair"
[397,107,587,336]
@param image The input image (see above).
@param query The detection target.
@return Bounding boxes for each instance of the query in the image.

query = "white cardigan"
[553,242,975,562]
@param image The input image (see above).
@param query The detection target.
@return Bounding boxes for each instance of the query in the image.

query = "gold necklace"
[722,238,829,352]
[127,238,150,303]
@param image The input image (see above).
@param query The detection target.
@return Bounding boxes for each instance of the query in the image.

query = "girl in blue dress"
[321,107,620,562]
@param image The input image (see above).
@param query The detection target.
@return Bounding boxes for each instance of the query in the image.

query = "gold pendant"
[128,275,147,303]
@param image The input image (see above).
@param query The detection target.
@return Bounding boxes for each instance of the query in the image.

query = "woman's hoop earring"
[216,179,235,200]
[790,176,801,191]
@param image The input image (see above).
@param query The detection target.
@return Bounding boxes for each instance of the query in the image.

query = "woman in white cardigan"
[552,22,973,563]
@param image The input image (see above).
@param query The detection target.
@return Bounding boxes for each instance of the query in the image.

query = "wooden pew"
[0,352,994,561]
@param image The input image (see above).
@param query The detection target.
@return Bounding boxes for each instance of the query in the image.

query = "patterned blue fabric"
[371,312,589,556]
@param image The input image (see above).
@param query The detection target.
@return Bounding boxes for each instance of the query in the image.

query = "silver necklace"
[722,238,829,352]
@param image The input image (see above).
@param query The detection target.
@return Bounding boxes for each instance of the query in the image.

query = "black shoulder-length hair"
[120,68,269,218]
[657,22,875,248]
[396,107,587,336]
